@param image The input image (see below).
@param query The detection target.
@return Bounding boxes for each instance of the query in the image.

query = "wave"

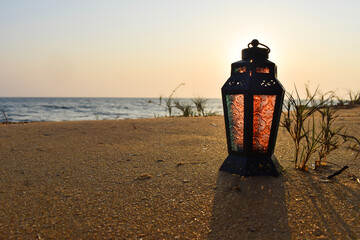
[41,105,74,110]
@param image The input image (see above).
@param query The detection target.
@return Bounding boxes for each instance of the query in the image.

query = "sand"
[0,108,359,239]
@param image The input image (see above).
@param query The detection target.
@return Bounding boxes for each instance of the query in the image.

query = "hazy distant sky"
[1,0,359,98]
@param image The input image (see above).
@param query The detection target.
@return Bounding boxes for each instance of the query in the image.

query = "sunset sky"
[1,0,359,98]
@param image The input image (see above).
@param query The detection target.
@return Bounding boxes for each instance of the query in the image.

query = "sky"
[1,0,359,98]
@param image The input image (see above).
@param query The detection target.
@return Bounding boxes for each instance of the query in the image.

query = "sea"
[0,98,223,122]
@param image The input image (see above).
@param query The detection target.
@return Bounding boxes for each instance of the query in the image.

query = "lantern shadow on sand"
[221,39,285,176]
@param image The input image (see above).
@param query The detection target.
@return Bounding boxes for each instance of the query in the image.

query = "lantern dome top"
[242,39,270,61]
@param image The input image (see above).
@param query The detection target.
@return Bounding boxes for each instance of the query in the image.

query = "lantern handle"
[248,39,271,53]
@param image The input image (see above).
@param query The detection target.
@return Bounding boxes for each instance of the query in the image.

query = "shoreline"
[0,97,224,123]
[0,114,224,124]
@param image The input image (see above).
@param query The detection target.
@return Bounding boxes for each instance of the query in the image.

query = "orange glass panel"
[256,67,270,73]
[235,67,246,73]
[226,94,244,152]
[253,95,276,153]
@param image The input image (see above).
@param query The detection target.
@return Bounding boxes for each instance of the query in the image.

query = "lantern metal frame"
[220,39,285,176]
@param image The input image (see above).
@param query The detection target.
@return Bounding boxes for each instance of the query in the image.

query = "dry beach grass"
[0,108,359,239]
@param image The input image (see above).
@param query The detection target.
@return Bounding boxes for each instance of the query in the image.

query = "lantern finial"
[242,39,270,60]
[249,39,259,48]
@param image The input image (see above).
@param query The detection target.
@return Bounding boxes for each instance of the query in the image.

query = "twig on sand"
[327,165,349,179]
[2,109,8,124]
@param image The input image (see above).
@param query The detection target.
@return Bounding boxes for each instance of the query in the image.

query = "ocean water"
[0,98,223,122]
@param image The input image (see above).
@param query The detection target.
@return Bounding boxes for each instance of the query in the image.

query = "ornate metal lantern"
[220,39,285,176]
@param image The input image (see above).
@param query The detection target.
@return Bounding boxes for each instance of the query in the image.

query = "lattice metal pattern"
[253,95,276,153]
[228,78,247,86]
[260,79,276,88]
[226,94,244,152]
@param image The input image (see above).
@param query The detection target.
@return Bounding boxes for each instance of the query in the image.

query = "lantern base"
[220,154,282,177]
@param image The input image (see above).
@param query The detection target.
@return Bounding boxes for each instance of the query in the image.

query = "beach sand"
[0,108,359,239]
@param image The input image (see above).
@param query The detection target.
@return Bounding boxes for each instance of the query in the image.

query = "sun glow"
[0,1,359,97]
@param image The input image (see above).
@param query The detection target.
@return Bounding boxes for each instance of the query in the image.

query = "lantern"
[220,39,285,176]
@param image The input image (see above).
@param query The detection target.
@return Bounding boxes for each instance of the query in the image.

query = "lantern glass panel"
[253,95,276,153]
[235,66,246,73]
[256,67,270,73]
[226,94,245,152]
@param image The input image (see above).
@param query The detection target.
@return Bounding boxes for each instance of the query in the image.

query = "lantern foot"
[220,154,282,177]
